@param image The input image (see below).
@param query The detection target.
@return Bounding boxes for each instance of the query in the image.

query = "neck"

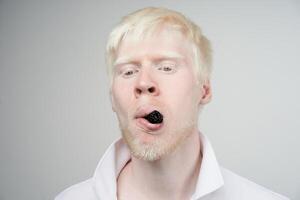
[118,130,202,200]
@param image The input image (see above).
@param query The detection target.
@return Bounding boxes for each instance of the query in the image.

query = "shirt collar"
[92,133,224,200]
[192,133,224,199]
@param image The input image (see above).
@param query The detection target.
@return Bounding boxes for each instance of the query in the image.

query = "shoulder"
[220,167,289,200]
[55,179,97,200]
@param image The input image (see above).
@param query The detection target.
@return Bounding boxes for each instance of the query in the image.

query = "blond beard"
[120,119,197,161]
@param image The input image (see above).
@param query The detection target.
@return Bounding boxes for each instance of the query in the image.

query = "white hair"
[106,7,212,84]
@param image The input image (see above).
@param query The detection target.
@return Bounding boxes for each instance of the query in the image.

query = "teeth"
[144,110,163,124]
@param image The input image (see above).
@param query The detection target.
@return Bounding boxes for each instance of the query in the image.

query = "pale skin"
[111,27,212,200]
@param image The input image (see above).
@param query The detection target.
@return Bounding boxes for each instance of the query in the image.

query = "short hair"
[105,7,212,84]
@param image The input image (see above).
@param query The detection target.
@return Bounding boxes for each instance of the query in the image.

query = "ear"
[109,89,116,112]
[199,80,212,105]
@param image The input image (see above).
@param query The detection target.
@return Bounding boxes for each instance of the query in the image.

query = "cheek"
[165,80,201,120]
[172,88,199,111]
[111,83,131,113]
[170,75,200,103]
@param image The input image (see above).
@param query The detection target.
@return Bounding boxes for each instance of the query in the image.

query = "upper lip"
[134,106,162,119]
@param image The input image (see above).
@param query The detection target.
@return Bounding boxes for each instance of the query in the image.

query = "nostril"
[148,87,155,93]
[135,86,157,97]
[135,88,142,94]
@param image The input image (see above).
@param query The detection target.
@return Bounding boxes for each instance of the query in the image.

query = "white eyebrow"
[114,51,185,67]
[114,56,133,67]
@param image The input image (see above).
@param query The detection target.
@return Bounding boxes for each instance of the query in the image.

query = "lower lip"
[136,118,163,132]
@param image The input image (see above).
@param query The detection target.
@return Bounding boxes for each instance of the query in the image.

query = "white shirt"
[55,134,289,200]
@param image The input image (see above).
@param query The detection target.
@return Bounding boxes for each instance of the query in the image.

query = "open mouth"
[135,109,164,131]
[143,110,163,124]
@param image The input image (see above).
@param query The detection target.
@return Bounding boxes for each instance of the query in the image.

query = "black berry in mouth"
[144,110,163,124]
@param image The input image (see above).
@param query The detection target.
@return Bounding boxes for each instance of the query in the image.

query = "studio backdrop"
[0,0,299,199]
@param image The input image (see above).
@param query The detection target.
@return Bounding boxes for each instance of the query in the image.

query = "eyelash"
[119,62,177,78]
[120,67,139,78]
[157,63,176,73]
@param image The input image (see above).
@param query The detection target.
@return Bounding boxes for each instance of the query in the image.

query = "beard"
[120,117,197,162]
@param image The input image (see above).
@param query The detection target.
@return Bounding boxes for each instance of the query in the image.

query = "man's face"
[111,27,210,161]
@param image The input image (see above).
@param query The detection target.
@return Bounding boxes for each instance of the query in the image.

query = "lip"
[136,118,163,132]
[134,105,164,132]
[134,105,163,119]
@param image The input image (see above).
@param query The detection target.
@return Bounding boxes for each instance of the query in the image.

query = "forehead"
[115,27,194,64]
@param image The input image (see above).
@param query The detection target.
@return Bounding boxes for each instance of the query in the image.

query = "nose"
[134,69,159,98]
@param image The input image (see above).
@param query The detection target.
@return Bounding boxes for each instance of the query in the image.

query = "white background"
[0,0,299,199]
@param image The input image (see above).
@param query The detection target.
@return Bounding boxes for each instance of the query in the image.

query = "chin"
[121,126,190,162]
[121,128,162,161]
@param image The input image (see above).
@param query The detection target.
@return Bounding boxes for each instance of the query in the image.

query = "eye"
[121,67,139,78]
[157,62,177,73]
[124,70,134,76]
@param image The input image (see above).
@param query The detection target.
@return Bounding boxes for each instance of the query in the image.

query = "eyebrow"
[114,51,185,67]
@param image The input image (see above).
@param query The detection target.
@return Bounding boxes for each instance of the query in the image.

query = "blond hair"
[106,7,212,84]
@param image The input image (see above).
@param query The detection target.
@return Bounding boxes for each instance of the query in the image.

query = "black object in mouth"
[144,110,163,124]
